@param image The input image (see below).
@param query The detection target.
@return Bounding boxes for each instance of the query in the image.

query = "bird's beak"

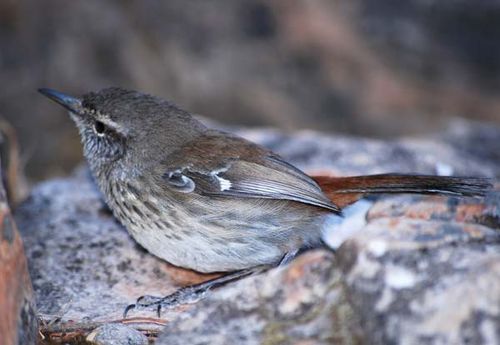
[38,88,83,115]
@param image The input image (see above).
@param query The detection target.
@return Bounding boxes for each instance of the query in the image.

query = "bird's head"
[39,87,206,173]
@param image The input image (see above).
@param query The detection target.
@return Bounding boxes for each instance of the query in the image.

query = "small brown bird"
[39,87,491,311]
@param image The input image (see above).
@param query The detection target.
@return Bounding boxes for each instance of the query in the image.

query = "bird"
[39,87,492,313]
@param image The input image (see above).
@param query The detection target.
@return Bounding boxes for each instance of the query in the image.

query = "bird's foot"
[124,285,209,318]
[123,267,263,318]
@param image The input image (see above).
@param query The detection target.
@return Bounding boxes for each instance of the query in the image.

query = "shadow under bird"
[39,87,492,315]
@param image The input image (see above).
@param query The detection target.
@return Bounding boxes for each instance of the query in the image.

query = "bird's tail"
[311,174,493,208]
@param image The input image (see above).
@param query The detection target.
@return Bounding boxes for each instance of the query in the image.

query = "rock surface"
[157,250,360,345]
[86,323,148,345]
[15,122,499,344]
[337,194,500,344]
[0,160,38,345]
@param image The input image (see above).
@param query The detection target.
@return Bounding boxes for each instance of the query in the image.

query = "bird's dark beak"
[38,88,83,115]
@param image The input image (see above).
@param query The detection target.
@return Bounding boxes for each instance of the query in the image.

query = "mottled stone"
[156,251,361,345]
[332,182,500,344]
[86,323,148,345]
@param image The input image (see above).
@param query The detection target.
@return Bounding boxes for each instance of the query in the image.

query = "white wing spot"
[216,176,232,191]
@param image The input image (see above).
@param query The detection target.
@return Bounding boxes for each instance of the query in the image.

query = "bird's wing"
[158,132,340,212]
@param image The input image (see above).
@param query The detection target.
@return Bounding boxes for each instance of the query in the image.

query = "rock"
[0,160,38,345]
[337,195,500,344]
[156,250,361,345]
[86,323,148,345]
[15,122,499,343]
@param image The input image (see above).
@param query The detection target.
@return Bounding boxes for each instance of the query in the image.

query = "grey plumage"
[39,87,492,273]
[40,87,331,272]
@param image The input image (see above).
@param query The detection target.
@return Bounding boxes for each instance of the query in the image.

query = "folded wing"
[159,132,340,213]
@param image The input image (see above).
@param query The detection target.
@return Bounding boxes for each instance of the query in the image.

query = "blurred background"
[1,0,499,182]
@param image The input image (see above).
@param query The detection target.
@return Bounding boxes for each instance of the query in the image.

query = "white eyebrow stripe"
[94,115,129,135]
[100,118,120,129]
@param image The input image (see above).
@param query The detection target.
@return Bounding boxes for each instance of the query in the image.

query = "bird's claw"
[123,303,137,319]
[122,294,164,318]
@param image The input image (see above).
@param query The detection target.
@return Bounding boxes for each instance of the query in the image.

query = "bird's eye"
[94,121,106,135]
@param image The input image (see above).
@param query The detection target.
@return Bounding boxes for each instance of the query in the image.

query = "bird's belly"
[107,183,325,273]
[125,219,285,273]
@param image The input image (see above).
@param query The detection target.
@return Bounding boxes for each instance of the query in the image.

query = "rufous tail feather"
[311,174,493,209]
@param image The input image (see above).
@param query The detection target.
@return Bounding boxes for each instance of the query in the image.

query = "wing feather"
[160,132,340,213]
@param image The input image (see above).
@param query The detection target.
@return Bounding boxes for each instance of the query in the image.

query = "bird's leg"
[124,250,303,317]
[123,266,267,318]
